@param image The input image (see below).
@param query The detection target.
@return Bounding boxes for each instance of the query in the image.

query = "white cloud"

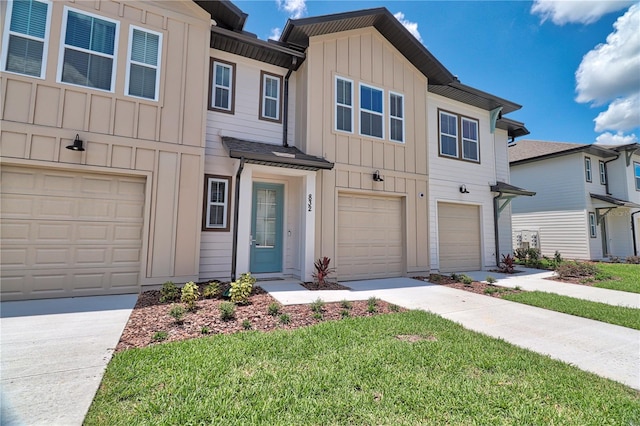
[531,0,634,25]
[276,0,306,19]
[269,27,282,41]
[394,12,422,43]
[575,4,640,104]
[594,131,638,145]
[594,93,640,132]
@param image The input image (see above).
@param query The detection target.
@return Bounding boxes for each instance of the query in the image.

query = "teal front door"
[250,183,284,273]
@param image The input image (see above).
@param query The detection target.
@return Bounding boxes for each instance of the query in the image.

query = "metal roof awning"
[590,193,640,208]
[490,181,536,197]
[222,137,334,171]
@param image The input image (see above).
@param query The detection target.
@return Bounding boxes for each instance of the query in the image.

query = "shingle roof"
[508,140,618,164]
[222,137,334,170]
[590,193,640,208]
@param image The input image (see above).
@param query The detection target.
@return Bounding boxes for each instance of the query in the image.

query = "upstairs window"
[588,212,597,238]
[209,59,235,113]
[59,7,118,91]
[439,110,480,163]
[203,175,231,231]
[634,162,640,191]
[585,157,592,182]
[389,92,404,143]
[599,160,606,185]
[439,111,458,158]
[2,0,51,78]
[260,71,282,122]
[335,77,353,133]
[360,84,383,138]
[461,117,479,161]
[126,26,161,101]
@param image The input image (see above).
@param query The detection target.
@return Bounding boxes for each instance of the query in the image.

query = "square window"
[439,110,481,163]
[126,26,161,100]
[209,59,235,113]
[203,175,231,231]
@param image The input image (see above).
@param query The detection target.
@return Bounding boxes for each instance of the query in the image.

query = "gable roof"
[194,0,247,31]
[509,140,618,165]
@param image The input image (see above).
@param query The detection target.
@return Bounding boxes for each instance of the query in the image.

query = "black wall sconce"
[459,184,470,194]
[66,134,85,151]
[373,170,384,182]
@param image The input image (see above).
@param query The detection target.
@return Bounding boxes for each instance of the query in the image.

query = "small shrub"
[340,299,352,310]
[169,304,185,323]
[312,256,335,287]
[555,261,598,279]
[152,331,168,342]
[340,309,350,318]
[160,281,180,303]
[203,281,220,299]
[450,273,460,282]
[389,304,400,312]
[312,312,323,320]
[484,287,500,295]
[242,319,252,330]
[367,297,379,313]
[515,285,522,291]
[201,326,210,334]
[230,272,255,305]
[626,255,640,264]
[310,298,325,313]
[554,251,563,264]
[460,274,473,286]
[527,248,540,262]
[181,281,200,311]
[594,270,613,281]
[219,301,236,321]
[279,313,291,324]
[486,276,497,284]
[499,254,516,273]
[267,302,281,316]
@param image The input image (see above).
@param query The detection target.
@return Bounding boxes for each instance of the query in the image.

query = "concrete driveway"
[1,295,137,426]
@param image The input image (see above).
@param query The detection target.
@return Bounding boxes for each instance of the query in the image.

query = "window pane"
[463,140,478,161]
[90,18,116,55]
[6,35,43,76]
[264,98,277,118]
[65,11,92,50]
[215,64,230,87]
[391,118,403,142]
[463,120,477,140]
[265,78,278,98]
[86,53,113,90]
[215,87,229,109]
[361,111,382,138]
[208,205,224,227]
[129,64,156,99]
[360,86,382,113]
[337,105,351,131]
[337,79,351,105]
[390,94,403,118]
[11,0,48,38]
[131,29,158,66]
[62,48,89,85]
[441,135,457,156]
[441,113,456,136]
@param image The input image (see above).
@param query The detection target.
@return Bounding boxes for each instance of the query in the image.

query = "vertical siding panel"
[384,144,395,170]
[336,37,349,75]
[361,139,372,167]
[5,81,32,123]
[383,46,394,88]
[371,35,383,85]
[412,74,425,175]
[349,35,360,77]
[151,151,178,276]
[360,33,372,82]
[372,141,384,169]
[33,86,60,127]
[159,19,184,143]
[323,41,337,162]
[349,138,361,166]
[182,26,207,147]
[175,154,201,275]
[406,179,417,268]
[61,90,87,131]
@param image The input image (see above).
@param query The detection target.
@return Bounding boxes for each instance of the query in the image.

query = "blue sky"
[233,0,640,145]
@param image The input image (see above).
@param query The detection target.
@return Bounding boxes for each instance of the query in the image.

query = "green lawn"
[593,264,640,293]
[501,291,640,330]
[86,311,640,425]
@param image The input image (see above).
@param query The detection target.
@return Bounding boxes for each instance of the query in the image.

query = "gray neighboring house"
[509,140,640,260]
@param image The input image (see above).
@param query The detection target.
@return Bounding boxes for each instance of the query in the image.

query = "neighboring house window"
[126,26,161,101]
[389,92,404,143]
[635,162,640,191]
[2,0,51,78]
[203,175,231,231]
[360,83,383,138]
[259,71,282,122]
[599,160,606,185]
[584,157,592,182]
[588,212,597,238]
[209,58,235,113]
[58,7,119,91]
[335,76,353,133]
[439,109,480,162]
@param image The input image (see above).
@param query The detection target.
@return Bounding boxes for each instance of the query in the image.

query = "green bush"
[310,298,325,313]
[486,276,497,284]
[152,331,168,342]
[279,313,291,325]
[367,297,378,313]
[460,275,473,285]
[203,282,220,299]
[312,312,323,321]
[555,261,598,279]
[340,299,352,310]
[160,281,180,303]
[389,304,400,312]
[181,281,200,311]
[219,301,236,321]
[169,304,185,323]
[242,319,252,330]
[340,309,350,318]
[268,302,281,316]
[201,326,210,334]
[230,273,255,305]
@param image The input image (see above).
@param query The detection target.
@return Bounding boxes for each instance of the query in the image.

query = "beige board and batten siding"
[0,0,210,299]
[302,28,430,278]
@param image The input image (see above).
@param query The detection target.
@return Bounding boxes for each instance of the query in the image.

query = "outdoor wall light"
[459,184,470,194]
[373,170,384,182]
[66,134,85,151]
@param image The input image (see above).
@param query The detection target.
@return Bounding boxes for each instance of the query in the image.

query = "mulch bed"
[413,274,524,297]
[300,281,351,290]
[116,285,402,352]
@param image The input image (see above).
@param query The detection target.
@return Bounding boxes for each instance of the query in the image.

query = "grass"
[501,291,640,330]
[592,264,640,293]
[86,312,640,425]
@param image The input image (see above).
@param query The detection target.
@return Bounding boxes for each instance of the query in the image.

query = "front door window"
[255,188,277,248]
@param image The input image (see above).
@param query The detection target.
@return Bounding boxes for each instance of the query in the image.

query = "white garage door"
[1,166,145,301]
[438,202,481,273]
[337,194,404,281]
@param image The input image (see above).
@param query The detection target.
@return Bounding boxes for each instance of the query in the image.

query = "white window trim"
[439,110,459,158]
[205,177,229,230]
[585,157,592,182]
[57,6,119,93]
[598,160,606,185]
[212,60,233,111]
[588,212,597,238]
[389,91,405,143]
[461,117,479,162]
[334,75,353,134]
[359,82,384,139]
[125,25,162,102]
[261,72,281,121]
[1,0,52,79]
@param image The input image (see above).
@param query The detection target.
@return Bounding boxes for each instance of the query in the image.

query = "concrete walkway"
[261,278,640,390]
[464,268,640,308]
[1,295,137,426]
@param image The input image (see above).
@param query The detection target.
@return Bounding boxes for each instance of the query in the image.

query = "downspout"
[493,192,502,267]
[230,157,245,282]
[632,210,640,256]
[602,154,620,195]
[282,58,297,147]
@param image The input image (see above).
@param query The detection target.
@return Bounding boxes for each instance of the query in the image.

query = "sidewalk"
[261,277,640,390]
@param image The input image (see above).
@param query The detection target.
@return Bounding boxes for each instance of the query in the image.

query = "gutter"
[602,153,620,195]
[282,58,297,147]
[230,157,245,282]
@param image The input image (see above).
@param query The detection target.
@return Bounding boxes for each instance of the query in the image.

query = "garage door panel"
[438,202,481,273]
